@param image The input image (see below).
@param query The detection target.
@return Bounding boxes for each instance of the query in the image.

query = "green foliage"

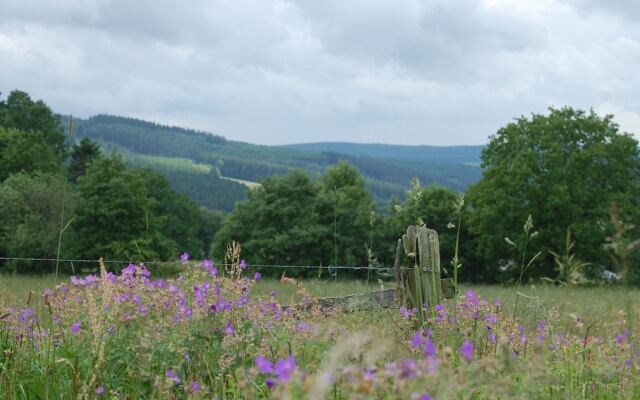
[316,161,375,267]
[212,164,375,276]
[196,208,225,258]
[212,169,327,275]
[0,90,67,158]
[69,137,101,183]
[547,228,590,285]
[0,127,62,182]
[72,155,204,262]
[467,107,640,281]
[0,173,74,272]
[375,181,460,273]
[72,114,482,209]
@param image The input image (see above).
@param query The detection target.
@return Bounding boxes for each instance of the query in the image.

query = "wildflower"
[460,340,474,361]
[224,322,235,335]
[166,369,181,385]
[180,252,189,262]
[265,377,276,388]
[270,290,277,297]
[70,321,81,334]
[400,306,411,318]
[202,259,213,269]
[96,386,105,394]
[255,355,273,373]
[122,263,136,275]
[422,338,437,357]
[190,380,201,392]
[411,331,423,349]
[254,272,262,281]
[240,259,247,270]
[275,354,296,382]
[414,394,432,400]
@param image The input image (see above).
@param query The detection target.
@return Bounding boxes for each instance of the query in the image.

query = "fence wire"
[0,256,415,271]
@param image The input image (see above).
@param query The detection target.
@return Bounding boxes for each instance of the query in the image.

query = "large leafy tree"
[73,155,176,261]
[467,107,640,281]
[0,127,62,182]
[0,90,67,159]
[315,161,375,266]
[0,172,74,272]
[211,169,329,275]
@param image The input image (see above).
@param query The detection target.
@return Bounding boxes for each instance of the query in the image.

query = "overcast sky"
[1,0,639,145]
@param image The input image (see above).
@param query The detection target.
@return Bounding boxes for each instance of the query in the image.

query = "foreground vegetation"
[1,261,639,399]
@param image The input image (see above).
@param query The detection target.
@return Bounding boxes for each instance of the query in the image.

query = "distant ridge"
[281,142,483,166]
[69,114,484,211]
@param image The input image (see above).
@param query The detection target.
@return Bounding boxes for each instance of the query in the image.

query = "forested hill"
[282,142,484,166]
[71,114,483,210]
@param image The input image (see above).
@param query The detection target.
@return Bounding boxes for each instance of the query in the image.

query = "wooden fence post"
[395,225,455,319]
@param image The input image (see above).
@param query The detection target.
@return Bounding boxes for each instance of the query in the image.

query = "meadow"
[1,260,639,399]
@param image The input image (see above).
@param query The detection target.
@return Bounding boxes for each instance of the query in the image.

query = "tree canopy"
[467,107,640,281]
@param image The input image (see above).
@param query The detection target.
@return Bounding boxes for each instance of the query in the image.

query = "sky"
[1,0,639,146]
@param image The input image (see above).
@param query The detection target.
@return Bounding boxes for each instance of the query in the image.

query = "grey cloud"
[1,0,639,145]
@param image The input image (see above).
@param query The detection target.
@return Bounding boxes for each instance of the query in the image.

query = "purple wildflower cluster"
[2,261,640,398]
[255,354,297,387]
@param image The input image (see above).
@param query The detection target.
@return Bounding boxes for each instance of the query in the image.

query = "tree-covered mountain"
[69,114,483,210]
[282,142,483,166]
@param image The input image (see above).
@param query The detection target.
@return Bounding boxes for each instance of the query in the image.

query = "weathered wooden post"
[395,225,454,321]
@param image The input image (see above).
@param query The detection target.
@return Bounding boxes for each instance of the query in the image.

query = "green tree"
[466,107,640,281]
[69,137,101,182]
[73,155,175,261]
[0,173,74,272]
[315,161,375,266]
[0,90,67,158]
[212,169,328,275]
[376,180,460,272]
[0,127,62,182]
[136,168,204,258]
[198,208,225,258]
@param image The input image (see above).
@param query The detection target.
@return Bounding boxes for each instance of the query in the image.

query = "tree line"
[0,90,222,273]
[1,90,639,284]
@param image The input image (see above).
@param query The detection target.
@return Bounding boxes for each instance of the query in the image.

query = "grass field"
[1,267,639,398]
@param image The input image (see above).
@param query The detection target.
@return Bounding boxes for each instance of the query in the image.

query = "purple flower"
[202,259,213,269]
[70,321,81,334]
[411,331,423,349]
[460,340,474,361]
[240,259,247,270]
[265,377,276,388]
[416,394,432,400]
[275,354,296,382]
[166,369,181,385]
[270,290,277,297]
[122,263,136,275]
[180,252,189,262]
[400,306,411,318]
[255,355,273,373]
[190,380,201,392]
[422,338,437,357]
[96,386,104,394]
[254,272,262,281]
[224,322,235,335]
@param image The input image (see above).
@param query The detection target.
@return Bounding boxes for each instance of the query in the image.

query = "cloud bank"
[1,0,639,145]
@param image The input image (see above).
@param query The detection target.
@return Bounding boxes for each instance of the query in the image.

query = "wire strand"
[0,257,415,271]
